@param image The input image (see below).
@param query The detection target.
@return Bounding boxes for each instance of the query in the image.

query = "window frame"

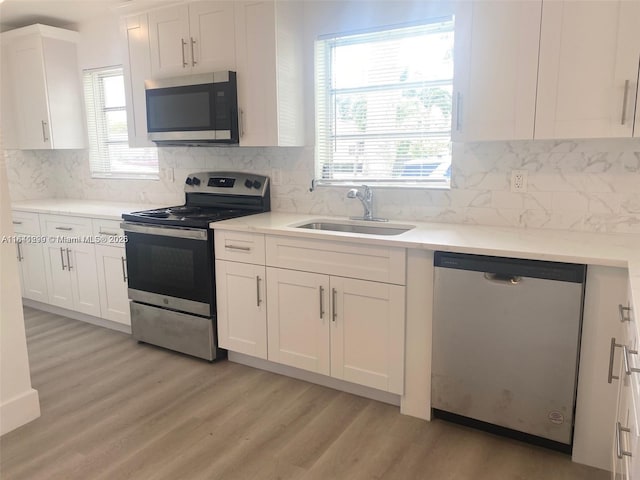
[314,18,455,189]
[83,65,158,180]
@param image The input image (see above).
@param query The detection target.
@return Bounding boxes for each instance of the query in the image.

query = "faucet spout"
[346,185,385,222]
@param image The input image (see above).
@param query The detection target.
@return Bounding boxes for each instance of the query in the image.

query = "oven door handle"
[120,222,208,240]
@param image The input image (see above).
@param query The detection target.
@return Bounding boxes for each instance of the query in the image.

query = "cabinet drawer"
[214,231,265,264]
[266,235,406,285]
[92,218,125,245]
[42,214,93,239]
[12,211,40,235]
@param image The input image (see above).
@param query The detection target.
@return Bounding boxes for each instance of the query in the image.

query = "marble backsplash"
[5,138,640,233]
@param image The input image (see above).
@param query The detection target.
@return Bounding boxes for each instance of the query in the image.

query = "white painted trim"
[0,388,40,436]
[23,299,132,334]
[228,351,401,407]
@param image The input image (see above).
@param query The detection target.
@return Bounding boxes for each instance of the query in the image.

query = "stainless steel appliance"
[145,72,239,145]
[432,251,586,453]
[121,172,270,360]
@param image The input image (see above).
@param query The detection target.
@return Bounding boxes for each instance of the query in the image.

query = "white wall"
[0,149,40,436]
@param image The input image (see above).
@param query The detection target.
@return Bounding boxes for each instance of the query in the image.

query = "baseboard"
[22,299,131,334]
[0,388,40,436]
[228,351,401,407]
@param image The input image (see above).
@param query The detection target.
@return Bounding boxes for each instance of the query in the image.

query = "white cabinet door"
[68,243,101,318]
[453,1,541,141]
[536,0,640,139]
[16,240,48,303]
[215,259,267,359]
[9,34,51,149]
[330,277,405,395]
[148,4,191,78]
[189,1,236,73]
[123,14,154,148]
[95,245,130,325]
[266,268,330,375]
[44,244,74,310]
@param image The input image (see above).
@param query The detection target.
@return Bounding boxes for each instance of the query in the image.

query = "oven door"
[121,222,213,317]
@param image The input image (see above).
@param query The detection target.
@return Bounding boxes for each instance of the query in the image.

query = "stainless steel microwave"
[144,71,239,145]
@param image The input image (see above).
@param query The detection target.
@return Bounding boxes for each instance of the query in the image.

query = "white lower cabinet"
[12,211,48,302]
[95,245,130,325]
[215,259,267,358]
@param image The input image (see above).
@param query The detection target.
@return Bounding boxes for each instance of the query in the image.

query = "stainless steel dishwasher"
[432,251,586,453]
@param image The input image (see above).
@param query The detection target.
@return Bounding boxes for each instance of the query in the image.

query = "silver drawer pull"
[12,221,22,225]
[616,421,632,459]
[609,337,623,383]
[55,226,73,231]
[66,248,73,271]
[16,242,23,262]
[621,80,630,125]
[332,288,337,322]
[181,38,188,67]
[319,285,325,319]
[121,256,128,282]
[256,276,261,307]
[99,230,118,236]
[620,304,632,323]
[226,245,251,252]
[622,345,640,376]
[60,247,67,270]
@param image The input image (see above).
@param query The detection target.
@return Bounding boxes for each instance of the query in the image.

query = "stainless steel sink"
[295,220,414,236]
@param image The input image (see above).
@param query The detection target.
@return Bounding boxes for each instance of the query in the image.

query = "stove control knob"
[185,177,193,185]
[252,180,262,189]
[244,179,253,189]
[192,176,201,186]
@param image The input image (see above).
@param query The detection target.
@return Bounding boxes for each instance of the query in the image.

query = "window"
[83,66,158,179]
[315,18,454,188]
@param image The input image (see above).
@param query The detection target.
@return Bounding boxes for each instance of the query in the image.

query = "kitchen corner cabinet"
[2,24,85,149]
[234,0,305,146]
[535,0,640,139]
[452,0,541,141]
[41,215,100,317]
[265,235,406,394]
[214,231,267,358]
[12,212,48,303]
[148,1,236,78]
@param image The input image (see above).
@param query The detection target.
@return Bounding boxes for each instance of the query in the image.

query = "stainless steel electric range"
[121,171,270,361]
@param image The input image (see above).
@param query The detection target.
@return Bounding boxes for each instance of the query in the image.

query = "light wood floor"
[1,307,608,480]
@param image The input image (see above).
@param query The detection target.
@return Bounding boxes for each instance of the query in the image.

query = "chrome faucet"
[347,185,387,222]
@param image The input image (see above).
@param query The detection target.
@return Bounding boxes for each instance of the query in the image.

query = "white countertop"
[211,211,640,309]
[12,199,163,221]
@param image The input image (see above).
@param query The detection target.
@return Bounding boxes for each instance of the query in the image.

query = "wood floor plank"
[0,307,609,480]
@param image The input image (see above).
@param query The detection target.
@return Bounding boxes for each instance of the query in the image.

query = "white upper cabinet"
[535,0,640,139]
[234,0,305,146]
[453,0,542,142]
[148,1,235,78]
[2,24,86,150]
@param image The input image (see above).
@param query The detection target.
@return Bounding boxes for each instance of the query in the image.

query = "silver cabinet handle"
[332,288,337,322]
[60,247,67,270]
[623,345,640,376]
[181,38,188,67]
[239,108,245,137]
[16,242,23,262]
[190,37,197,66]
[616,421,632,459]
[12,221,22,225]
[99,230,118,236]
[455,92,462,132]
[225,244,251,252]
[483,272,521,285]
[41,120,49,141]
[620,304,632,323]
[256,276,261,307]
[66,248,73,271]
[121,256,128,282]
[319,285,325,319]
[609,337,624,383]
[621,80,630,125]
[55,226,73,231]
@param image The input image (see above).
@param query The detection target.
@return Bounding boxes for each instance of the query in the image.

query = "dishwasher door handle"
[483,272,521,285]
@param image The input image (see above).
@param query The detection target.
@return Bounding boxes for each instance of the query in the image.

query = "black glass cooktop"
[122,205,250,228]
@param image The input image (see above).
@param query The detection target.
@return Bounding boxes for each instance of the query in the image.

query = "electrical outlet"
[271,168,282,185]
[510,170,528,193]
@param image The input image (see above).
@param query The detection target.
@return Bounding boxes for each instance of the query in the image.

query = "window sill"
[91,173,160,181]
[312,179,451,190]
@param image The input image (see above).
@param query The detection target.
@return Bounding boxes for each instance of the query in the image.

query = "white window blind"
[83,66,158,179]
[315,18,454,187]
